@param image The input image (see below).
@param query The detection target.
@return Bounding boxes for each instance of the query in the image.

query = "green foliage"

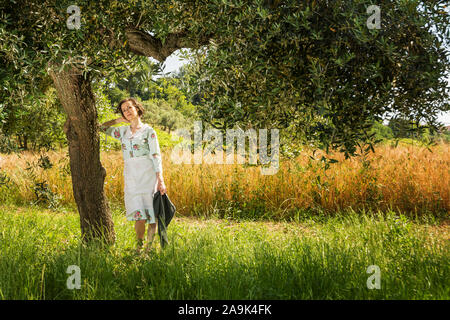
[171,58,208,107]
[100,57,198,135]
[0,131,18,154]
[105,86,128,108]
[0,87,66,151]
[441,129,450,143]
[368,121,394,142]
[385,117,450,146]
[142,100,186,133]
[103,82,196,135]
[154,127,182,149]
[186,0,450,158]
[0,8,47,111]
[388,117,416,139]
[94,81,123,151]
[108,58,162,102]
[151,77,197,118]
[1,0,448,159]
[0,170,10,188]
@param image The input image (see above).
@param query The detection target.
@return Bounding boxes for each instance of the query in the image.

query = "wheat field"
[0,142,448,220]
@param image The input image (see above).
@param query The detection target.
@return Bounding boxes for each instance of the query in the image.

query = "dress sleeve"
[147,128,163,173]
[100,125,124,141]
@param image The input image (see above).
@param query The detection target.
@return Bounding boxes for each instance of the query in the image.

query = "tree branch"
[125,27,213,61]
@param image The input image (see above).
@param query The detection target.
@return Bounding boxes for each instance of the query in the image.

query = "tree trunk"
[49,65,115,244]
[17,135,23,150]
[23,135,28,151]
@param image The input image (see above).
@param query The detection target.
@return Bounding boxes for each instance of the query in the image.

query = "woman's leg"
[145,223,157,252]
[135,220,146,250]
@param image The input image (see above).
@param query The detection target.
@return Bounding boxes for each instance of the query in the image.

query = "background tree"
[388,117,417,139]
[0,88,66,151]
[368,120,394,142]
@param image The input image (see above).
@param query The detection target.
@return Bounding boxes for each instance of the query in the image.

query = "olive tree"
[1,0,448,243]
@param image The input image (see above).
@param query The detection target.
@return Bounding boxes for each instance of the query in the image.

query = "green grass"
[0,203,448,300]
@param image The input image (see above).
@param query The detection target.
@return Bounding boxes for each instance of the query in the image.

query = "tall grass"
[0,204,448,299]
[1,142,448,220]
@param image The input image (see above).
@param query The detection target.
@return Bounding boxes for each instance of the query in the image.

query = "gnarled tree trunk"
[49,65,115,244]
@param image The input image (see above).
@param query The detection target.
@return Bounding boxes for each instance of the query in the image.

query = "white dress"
[102,123,163,224]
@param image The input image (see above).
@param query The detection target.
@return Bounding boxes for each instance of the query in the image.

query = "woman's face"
[121,100,139,121]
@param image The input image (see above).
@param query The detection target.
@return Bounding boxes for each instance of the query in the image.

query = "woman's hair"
[117,98,145,119]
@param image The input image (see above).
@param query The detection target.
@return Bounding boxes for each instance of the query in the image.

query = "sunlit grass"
[0,204,448,299]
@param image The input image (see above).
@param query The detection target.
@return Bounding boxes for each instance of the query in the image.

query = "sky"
[157,50,450,126]
[150,51,189,79]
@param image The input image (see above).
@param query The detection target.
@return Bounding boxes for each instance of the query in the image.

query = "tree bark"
[23,135,28,151]
[125,27,213,61]
[49,64,115,245]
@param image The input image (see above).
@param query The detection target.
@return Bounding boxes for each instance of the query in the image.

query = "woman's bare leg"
[145,223,157,253]
[135,220,146,252]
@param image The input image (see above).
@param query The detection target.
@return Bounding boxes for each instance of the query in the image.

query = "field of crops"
[1,142,448,220]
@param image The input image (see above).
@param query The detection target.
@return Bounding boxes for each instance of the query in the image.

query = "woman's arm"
[156,172,166,195]
[156,171,164,181]
[147,128,166,195]
[99,117,127,131]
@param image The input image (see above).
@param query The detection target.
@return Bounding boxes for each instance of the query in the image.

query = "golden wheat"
[0,142,448,218]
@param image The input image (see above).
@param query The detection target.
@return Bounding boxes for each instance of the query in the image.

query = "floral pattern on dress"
[151,133,155,139]
[134,210,142,219]
[122,143,126,150]
[133,144,140,150]
[114,129,121,138]
[130,209,153,222]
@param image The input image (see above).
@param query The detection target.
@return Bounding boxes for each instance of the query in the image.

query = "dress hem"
[127,208,156,224]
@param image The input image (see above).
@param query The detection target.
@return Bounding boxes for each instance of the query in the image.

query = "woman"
[100,98,167,254]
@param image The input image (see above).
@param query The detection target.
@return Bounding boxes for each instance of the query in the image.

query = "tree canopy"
[186,0,450,156]
[1,0,449,158]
